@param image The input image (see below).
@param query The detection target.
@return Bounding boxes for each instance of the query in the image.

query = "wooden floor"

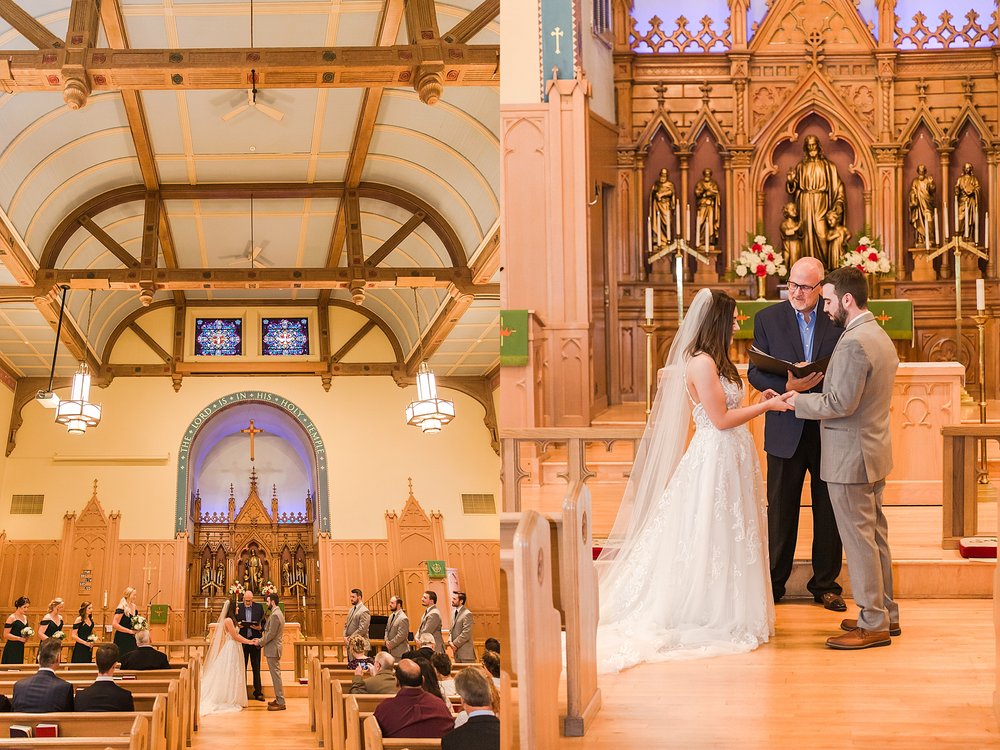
[551,599,999,749]
[193,689,317,748]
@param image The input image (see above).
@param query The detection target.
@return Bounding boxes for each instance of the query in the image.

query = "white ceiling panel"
[194,157,311,183]
[120,12,170,47]
[317,89,367,153]
[141,91,188,154]
[185,89,318,155]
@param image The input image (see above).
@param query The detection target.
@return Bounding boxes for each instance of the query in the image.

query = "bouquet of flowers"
[260,581,277,597]
[734,235,787,278]
[51,630,65,640]
[131,615,149,632]
[20,627,34,638]
[841,235,891,274]
[228,582,245,598]
[87,634,98,643]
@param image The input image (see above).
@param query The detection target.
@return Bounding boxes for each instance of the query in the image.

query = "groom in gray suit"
[259,593,286,710]
[788,267,900,650]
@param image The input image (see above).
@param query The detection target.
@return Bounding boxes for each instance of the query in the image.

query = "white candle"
[685,203,691,239]
[204,597,208,609]
[923,215,930,250]
[975,209,980,245]
[976,278,985,311]
[986,212,990,250]
[666,209,672,241]
[944,198,950,238]
[644,287,654,320]
[302,595,306,607]
[704,221,709,253]
[675,202,681,235]
[655,211,661,245]
[965,204,970,239]
[934,208,940,245]
[103,591,107,608]
[647,212,653,252]
[955,195,959,229]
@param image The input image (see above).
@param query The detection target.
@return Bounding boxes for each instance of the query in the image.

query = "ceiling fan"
[222,69,285,122]
[225,242,272,268]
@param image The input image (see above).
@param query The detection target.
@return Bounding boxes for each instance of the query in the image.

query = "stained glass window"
[261,317,310,356]
[194,318,243,356]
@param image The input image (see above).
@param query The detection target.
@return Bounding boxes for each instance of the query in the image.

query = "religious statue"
[200,559,213,592]
[694,168,721,249]
[824,211,851,268]
[780,202,803,265]
[649,167,677,248]
[214,561,225,588]
[247,549,263,592]
[954,162,980,241]
[294,559,307,590]
[785,135,846,268]
[282,560,292,589]
[908,164,936,247]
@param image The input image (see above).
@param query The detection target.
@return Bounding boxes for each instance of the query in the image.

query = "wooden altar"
[188,467,318,636]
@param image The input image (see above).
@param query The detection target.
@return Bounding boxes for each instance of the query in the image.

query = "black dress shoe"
[253,694,266,702]
[816,593,847,612]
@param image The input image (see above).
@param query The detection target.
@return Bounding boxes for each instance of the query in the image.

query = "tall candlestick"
[976,278,985,311]
[644,287,654,320]
[923,215,930,250]
[955,195,959,229]
[965,204,970,239]
[675,202,681,235]
[685,204,691,240]
[655,212,661,246]
[944,199,950,239]
[934,208,940,245]
[647,212,652,254]
[986,212,990,250]
[975,207,980,244]
[204,597,208,609]
[302,595,306,607]
[103,591,107,608]
[666,209,672,242]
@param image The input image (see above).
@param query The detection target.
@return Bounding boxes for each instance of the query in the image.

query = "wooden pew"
[0,702,165,750]
[361,715,441,750]
[0,715,147,750]
[500,510,561,749]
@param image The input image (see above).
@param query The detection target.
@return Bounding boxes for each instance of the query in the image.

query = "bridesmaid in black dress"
[71,601,96,663]
[112,586,138,657]
[1,596,30,664]
[39,598,65,639]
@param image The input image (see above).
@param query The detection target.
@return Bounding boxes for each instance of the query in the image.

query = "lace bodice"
[689,376,744,430]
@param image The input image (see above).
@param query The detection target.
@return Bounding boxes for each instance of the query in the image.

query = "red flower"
[855,264,864,271]
[755,264,767,277]
[867,252,878,262]
[858,244,868,253]
[766,253,775,261]
[751,243,762,252]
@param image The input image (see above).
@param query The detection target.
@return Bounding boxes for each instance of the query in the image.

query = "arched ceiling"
[0,0,500,385]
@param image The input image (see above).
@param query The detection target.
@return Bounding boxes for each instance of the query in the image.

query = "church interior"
[0,0,501,744]
[501,0,1000,747]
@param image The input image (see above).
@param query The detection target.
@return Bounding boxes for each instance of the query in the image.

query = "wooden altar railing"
[941,424,1000,549]
[14,639,209,665]
[292,638,492,681]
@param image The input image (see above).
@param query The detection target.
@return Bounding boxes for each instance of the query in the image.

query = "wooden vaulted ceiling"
[0,0,500,390]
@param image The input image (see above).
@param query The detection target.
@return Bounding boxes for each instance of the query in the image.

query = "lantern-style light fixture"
[43,286,102,434]
[404,290,455,433]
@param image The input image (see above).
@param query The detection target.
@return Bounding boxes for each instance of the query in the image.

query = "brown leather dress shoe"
[816,592,847,612]
[826,627,891,650]
[841,618,901,637]
[267,703,286,711]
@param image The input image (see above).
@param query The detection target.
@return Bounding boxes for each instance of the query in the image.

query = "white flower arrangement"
[131,615,149,632]
[734,235,788,278]
[841,236,891,275]
[260,581,277,596]
[86,634,98,643]
[20,627,34,638]
[51,630,65,640]
[228,582,245,597]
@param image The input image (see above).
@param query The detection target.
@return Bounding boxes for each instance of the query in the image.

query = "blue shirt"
[794,302,818,362]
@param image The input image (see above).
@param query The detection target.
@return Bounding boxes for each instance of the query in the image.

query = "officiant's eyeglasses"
[787,281,819,293]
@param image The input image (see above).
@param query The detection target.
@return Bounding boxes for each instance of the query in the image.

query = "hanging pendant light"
[405,290,455,433]
[53,289,102,435]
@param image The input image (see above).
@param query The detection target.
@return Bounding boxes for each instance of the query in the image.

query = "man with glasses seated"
[748,257,846,612]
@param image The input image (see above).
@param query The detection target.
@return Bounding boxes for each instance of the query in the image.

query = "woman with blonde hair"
[346,634,371,670]
[112,587,138,656]
[39,598,65,638]
[1,597,31,664]
[71,601,96,663]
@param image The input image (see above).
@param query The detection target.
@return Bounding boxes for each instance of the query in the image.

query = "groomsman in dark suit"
[75,644,135,712]
[237,591,265,701]
[11,638,74,712]
[748,257,846,611]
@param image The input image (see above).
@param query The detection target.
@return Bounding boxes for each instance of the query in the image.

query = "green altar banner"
[734,299,914,342]
[427,560,447,579]
[500,310,529,366]
[149,604,168,625]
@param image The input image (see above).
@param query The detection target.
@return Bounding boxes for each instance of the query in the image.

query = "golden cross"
[874,311,893,326]
[241,419,265,461]
[735,310,751,325]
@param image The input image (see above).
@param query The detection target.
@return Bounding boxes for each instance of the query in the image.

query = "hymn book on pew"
[748,347,830,378]
[33,725,58,737]
[8,726,31,738]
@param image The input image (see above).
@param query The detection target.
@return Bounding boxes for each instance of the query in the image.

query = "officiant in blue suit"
[747,257,845,610]
[237,591,265,701]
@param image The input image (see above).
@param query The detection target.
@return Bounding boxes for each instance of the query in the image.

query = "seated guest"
[346,634,371,670]
[373,658,454,738]
[349,651,397,695]
[11,638,73,712]
[443,667,500,750]
[402,633,436,662]
[413,657,445,702]
[0,694,9,712]
[120,629,169,671]
[431,652,456,697]
[481,651,501,687]
[75,644,135,712]
[483,638,500,655]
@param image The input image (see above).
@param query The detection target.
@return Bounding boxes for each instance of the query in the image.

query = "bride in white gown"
[200,600,258,714]
[596,288,793,673]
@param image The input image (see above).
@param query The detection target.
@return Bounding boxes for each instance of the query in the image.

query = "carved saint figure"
[247,549,263,592]
[908,164,936,247]
[824,211,851,268]
[214,561,225,588]
[200,559,213,591]
[694,168,721,248]
[650,167,677,247]
[954,162,980,240]
[283,560,292,589]
[780,202,803,266]
[785,135,846,267]
[295,559,307,589]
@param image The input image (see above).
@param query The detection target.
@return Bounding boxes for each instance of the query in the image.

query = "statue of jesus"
[785,135,846,268]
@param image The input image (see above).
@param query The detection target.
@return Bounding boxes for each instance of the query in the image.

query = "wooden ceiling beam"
[366,211,426,268]
[443,0,499,43]
[128,322,171,363]
[331,320,377,363]
[0,44,499,93]
[404,287,474,375]
[77,215,140,268]
[469,222,500,284]
[0,209,37,286]
[0,0,63,49]
[32,288,100,373]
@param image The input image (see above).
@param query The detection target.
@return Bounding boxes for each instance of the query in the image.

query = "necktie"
[388,612,395,631]
[454,609,459,622]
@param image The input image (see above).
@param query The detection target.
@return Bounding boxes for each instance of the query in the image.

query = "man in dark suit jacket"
[75,644,135,712]
[120,629,170,671]
[401,633,435,662]
[443,668,499,750]
[237,592,265,700]
[748,257,845,610]
[11,638,74,712]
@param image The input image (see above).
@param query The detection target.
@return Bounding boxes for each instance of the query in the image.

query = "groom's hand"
[786,370,823,392]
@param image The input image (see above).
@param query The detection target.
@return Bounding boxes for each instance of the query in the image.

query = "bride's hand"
[766,391,795,412]
[760,389,781,400]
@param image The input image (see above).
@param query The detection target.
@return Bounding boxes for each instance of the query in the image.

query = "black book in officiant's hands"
[748,346,831,378]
